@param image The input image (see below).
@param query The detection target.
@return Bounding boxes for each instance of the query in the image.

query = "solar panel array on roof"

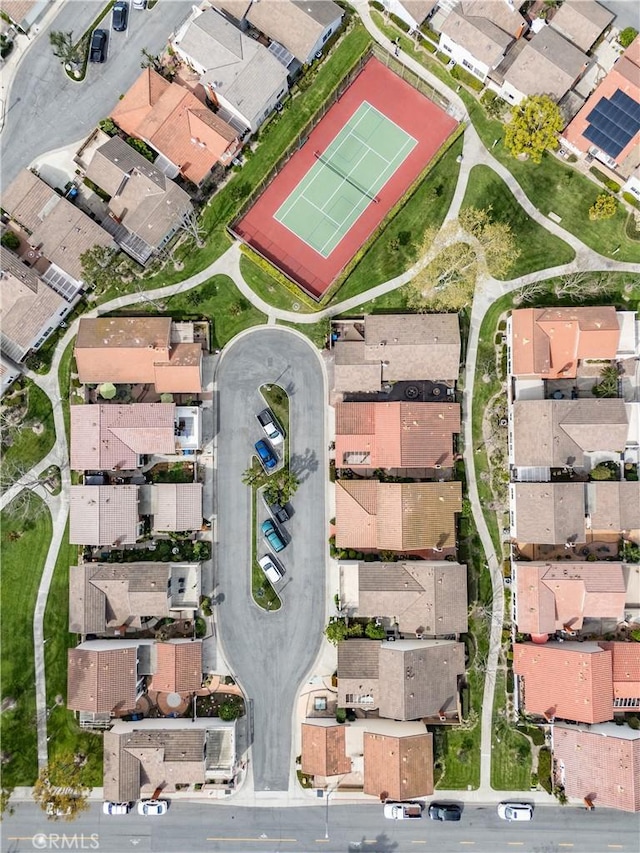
[268,40,295,68]
[582,88,640,159]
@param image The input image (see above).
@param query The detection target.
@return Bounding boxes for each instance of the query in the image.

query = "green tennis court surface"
[274,102,417,258]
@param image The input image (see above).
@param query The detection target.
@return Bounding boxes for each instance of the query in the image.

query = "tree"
[98,117,118,137]
[263,468,300,505]
[140,48,163,73]
[589,193,617,220]
[1,463,50,523]
[407,240,477,312]
[218,699,241,721]
[458,207,518,279]
[241,463,269,490]
[1,230,20,250]
[324,618,349,645]
[503,95,564,163]
[592,364,620,398]
[552,270,616,300]
[49,30,81,65]
[365,621,386,640]
[619,27,638,48]
[80,245,120,294]
[179,211,206,248]
[0,787,14,819]
[33,755,90,821]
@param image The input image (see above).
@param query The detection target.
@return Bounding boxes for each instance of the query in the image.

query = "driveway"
[1,0,195,186]
[214,327,328,792]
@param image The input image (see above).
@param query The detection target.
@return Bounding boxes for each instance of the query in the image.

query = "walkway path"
[2,1,639,789]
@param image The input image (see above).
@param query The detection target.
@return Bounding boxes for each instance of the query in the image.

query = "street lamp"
[324,784,339,840]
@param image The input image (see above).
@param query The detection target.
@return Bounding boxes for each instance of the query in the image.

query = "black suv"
[270,502,290,525]
[90,29,107,62]
[428,803,462,822]
[112,1,128,31]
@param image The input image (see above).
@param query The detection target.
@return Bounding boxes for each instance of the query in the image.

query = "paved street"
[214,327,328,791]
[3,800,640,853]
[1,0,195,185]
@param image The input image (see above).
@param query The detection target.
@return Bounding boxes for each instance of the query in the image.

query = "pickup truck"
[383,802,423,820]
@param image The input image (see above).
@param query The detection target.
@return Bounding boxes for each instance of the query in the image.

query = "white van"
[103,802,131,815]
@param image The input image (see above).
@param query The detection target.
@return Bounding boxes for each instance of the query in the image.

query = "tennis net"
[314,151,379,203]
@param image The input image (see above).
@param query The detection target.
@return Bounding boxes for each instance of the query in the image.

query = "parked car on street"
[257,408,284,445]
[133,0,146,8]
[89,29,107,62]
[497,803,533,822]
[103,802,131,815]
[137,800,168,816]
[255,439,277,471]
[261,519,286,553]
[383,802,422,819]
[258,554,283,584]
[428,803,462,821]
[112,2,128,30]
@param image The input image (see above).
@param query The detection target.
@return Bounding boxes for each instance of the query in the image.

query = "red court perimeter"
[234,58,458,299]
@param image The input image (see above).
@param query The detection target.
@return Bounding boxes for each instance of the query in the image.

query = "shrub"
[538,747,552,793]
[623,191,640,210]
[389,11,410,32]
[0,230,20,250]
[619,27,638,48]
[589,193,617,221]
[370,0,384,9]
[335,707,347,724]
[627,716,640,730]
[589,166,621,193]
[435,51,450,64]
[365,621,386,640]
[98,117,118,136]
[126,136,155,162]
[450,63,484,92]
[219,700,240,721]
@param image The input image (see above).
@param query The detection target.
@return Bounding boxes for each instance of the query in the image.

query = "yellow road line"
[411,841,427,845]
[558,845,574,848]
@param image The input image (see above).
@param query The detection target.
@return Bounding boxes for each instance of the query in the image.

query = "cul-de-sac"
[0,1,639,851]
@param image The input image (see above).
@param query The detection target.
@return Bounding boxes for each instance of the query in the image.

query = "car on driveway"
[257,408,284,445]
[428,803,462,821]
[112,2,128,30]
[89,29,107,62]
[255,439,277,471]
[261,519,286,553]
[258,554,283,584]
[497,803,533,822]
[264,495,289,524]
[137,800,168,816]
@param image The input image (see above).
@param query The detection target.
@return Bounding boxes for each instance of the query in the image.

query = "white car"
[497,803,533,822]
[103,802,131,815]
[137,799,168,816]
[258,554,283,584]
[257,408,284,445]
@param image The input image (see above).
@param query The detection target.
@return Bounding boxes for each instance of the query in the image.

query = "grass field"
[129,275,267,349]
[44,525,103,786]
[491,671,532,790]
[461,165,575,277]
[240,255,316,314]
[277,319,330,348]
[2,380,55,484]
[0,494,52,786]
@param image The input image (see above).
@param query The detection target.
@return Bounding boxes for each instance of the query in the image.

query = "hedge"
[238,244,318,308]
[451,63,484,92]
[589,166,621,193]
[623,191,640,210]
[537,747,553,793]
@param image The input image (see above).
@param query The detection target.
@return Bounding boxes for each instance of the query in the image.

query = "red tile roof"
[67,645,138,713]
[599,642,640,701]
[553,723,640,812]
[149,641,203,693]
[513,642,614,723]
[301,722,351,777]
[335,402,460,469]
[363,732,434,801]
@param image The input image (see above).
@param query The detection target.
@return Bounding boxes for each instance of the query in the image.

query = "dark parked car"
[255,439,277,471]
[90,29,107,62]
[428,803,462,822]
[112,1,128,30]
[269,502,289,525]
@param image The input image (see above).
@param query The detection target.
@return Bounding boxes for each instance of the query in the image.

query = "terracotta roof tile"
[69,485,140,546]
[599,642,640,700]
[149,641,203,693]
[301,722,351,777]
[513,642,614,723]
[363,731,433,800]
[67,645,138,713]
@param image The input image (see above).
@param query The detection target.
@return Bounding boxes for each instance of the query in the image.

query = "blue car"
[255,439,277,470]
[261,520,286,553]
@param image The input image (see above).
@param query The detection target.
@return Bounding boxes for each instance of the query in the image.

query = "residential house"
[335,480,462,552]
[586,481,640,539]
[148,639,203,693]
[549,0,614,52]
[339,560,468,636]
[509,307,621,380]
[84,136,193,265]
[337,638,465,720]
[150,483,203,532]
[300,718,433,798]
[68,562,201,635]
[380,1,437,31]
[0,247,71,364]
[70,485,141,546]
[334,402,460,472]
[0,169,116,298]
[171,7,289,133]
[513,561,627,637]
[333,313,460,394]
[553,723,640,812]
[74,317,203,393]
[497,26,590,106]
[510,399,629,476]
[70,403,176,471]
[438,0,527,84]
[0,0,51,33]
[513,641,640,723]
[240,0,344,66]
[510,482,586,546]
[103,717,238,799]
[562,36,640,176]
[0,353,21,395]
[111,68,240,186]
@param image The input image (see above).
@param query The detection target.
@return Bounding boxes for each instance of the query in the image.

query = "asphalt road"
[599,0,639,30]
[214,327,328,791]
[0,0,195,186]
[3,801,640,853]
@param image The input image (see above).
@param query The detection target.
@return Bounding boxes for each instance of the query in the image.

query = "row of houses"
[504,305,640,812]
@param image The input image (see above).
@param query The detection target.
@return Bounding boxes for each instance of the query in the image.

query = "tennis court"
[274,102,417,258]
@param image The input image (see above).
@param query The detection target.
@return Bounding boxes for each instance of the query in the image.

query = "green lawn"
[0,494,52,786]
[2,379,55,484]
[127,275,267,349]
[240,255,316,314]
[461,165,575,277]
[491,671,532,790]
[277,319,330,348]
[58,339,80,445]
[44,525,103,786]
[97,24,373,303]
